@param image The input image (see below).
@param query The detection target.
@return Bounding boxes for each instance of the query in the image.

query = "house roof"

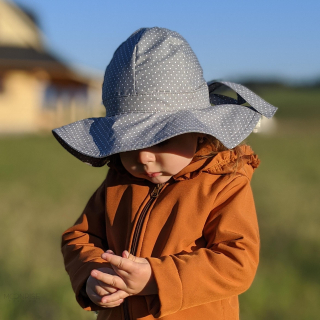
[0,46,89,85]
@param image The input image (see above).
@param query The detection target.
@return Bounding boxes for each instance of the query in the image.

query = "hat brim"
[52,104,261,167]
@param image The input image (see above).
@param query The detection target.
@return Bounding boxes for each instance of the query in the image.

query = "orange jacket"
[61,145,260,320]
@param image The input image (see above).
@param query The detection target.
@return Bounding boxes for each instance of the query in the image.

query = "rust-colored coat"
[61,146,260,320]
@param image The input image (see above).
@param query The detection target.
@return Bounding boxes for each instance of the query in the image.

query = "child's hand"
[86,267,129,308]
[93,250,157,303]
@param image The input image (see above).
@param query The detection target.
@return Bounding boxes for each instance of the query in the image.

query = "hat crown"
[102,27,209,115]
[53,27,278,167]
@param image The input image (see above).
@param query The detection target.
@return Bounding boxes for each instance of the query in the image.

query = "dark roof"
[0,46,61,62]
[0,46,85,84]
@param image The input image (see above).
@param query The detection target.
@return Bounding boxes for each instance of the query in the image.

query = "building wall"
[39,77,104,132]
[0,70,104,133]
[0,1,104,134]
[0,70,45,132]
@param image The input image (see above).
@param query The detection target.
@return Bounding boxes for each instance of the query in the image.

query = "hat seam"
[103,88,208,99]
[105,105,212,116]
[133,43,137,95]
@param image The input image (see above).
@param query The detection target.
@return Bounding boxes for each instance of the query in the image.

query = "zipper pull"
[150,184,164,198]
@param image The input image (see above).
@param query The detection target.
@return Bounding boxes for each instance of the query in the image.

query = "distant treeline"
[237,79,320,90]
[208,78,320,91]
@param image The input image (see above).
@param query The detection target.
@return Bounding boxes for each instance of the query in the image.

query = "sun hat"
[52,27,277,167]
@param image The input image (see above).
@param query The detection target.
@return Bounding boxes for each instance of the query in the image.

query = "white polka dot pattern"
[52,27,277,167]
[102,27,209,115]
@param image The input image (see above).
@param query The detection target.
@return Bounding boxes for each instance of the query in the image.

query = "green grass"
[239,127,320,320]
[0,86,319,319]
[0,135,104,320]
[250,86,320,120]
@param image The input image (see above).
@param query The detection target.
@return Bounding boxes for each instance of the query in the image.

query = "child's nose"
[138,149,156,164]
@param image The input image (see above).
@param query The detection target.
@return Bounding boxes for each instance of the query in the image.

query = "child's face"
[120,133,199,184]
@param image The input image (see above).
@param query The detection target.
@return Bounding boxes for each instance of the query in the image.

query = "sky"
[11,0,320,84]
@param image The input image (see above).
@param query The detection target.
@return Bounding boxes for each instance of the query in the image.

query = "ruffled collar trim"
[172,145,260,181]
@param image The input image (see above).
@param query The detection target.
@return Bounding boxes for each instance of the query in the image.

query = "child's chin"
[148,175,172,184]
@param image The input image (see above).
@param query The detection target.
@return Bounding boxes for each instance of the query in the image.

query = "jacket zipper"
[123,183,164,320]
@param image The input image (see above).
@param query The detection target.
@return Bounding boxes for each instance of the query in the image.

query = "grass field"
[0,87,319,319]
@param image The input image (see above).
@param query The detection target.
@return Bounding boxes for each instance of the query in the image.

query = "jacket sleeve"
[61,179,110,311]
[145,175,260,318]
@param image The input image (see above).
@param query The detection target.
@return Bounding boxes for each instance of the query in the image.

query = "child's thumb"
[122,250,138,261]
[122,250,130,259]
[122,251,146,263]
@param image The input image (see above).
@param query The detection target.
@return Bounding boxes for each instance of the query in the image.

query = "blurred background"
[0,0,319,319]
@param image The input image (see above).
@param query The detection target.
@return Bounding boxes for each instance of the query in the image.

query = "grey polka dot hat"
[52,27,277,167]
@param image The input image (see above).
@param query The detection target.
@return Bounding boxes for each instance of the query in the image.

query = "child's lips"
[146,172,162,178]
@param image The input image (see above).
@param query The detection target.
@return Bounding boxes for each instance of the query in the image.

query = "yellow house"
[0,0,103,133]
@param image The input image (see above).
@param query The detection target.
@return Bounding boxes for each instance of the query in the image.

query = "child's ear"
[195,134,206,153]
[197,133,205,144]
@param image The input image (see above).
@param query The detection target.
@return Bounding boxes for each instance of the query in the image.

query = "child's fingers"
[122,250,146,264]
[101,289,129,304]
[101,299,124,308]
[101,252,133,275]
[98,282,118,294]
[87,286,124,308]
[91,270,128,291]
[95,280,118,295]
[88,279,114,297]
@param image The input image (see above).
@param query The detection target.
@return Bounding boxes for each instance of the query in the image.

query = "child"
[53,27,277,320]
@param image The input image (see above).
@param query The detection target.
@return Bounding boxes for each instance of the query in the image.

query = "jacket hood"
[172,145,260,181]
